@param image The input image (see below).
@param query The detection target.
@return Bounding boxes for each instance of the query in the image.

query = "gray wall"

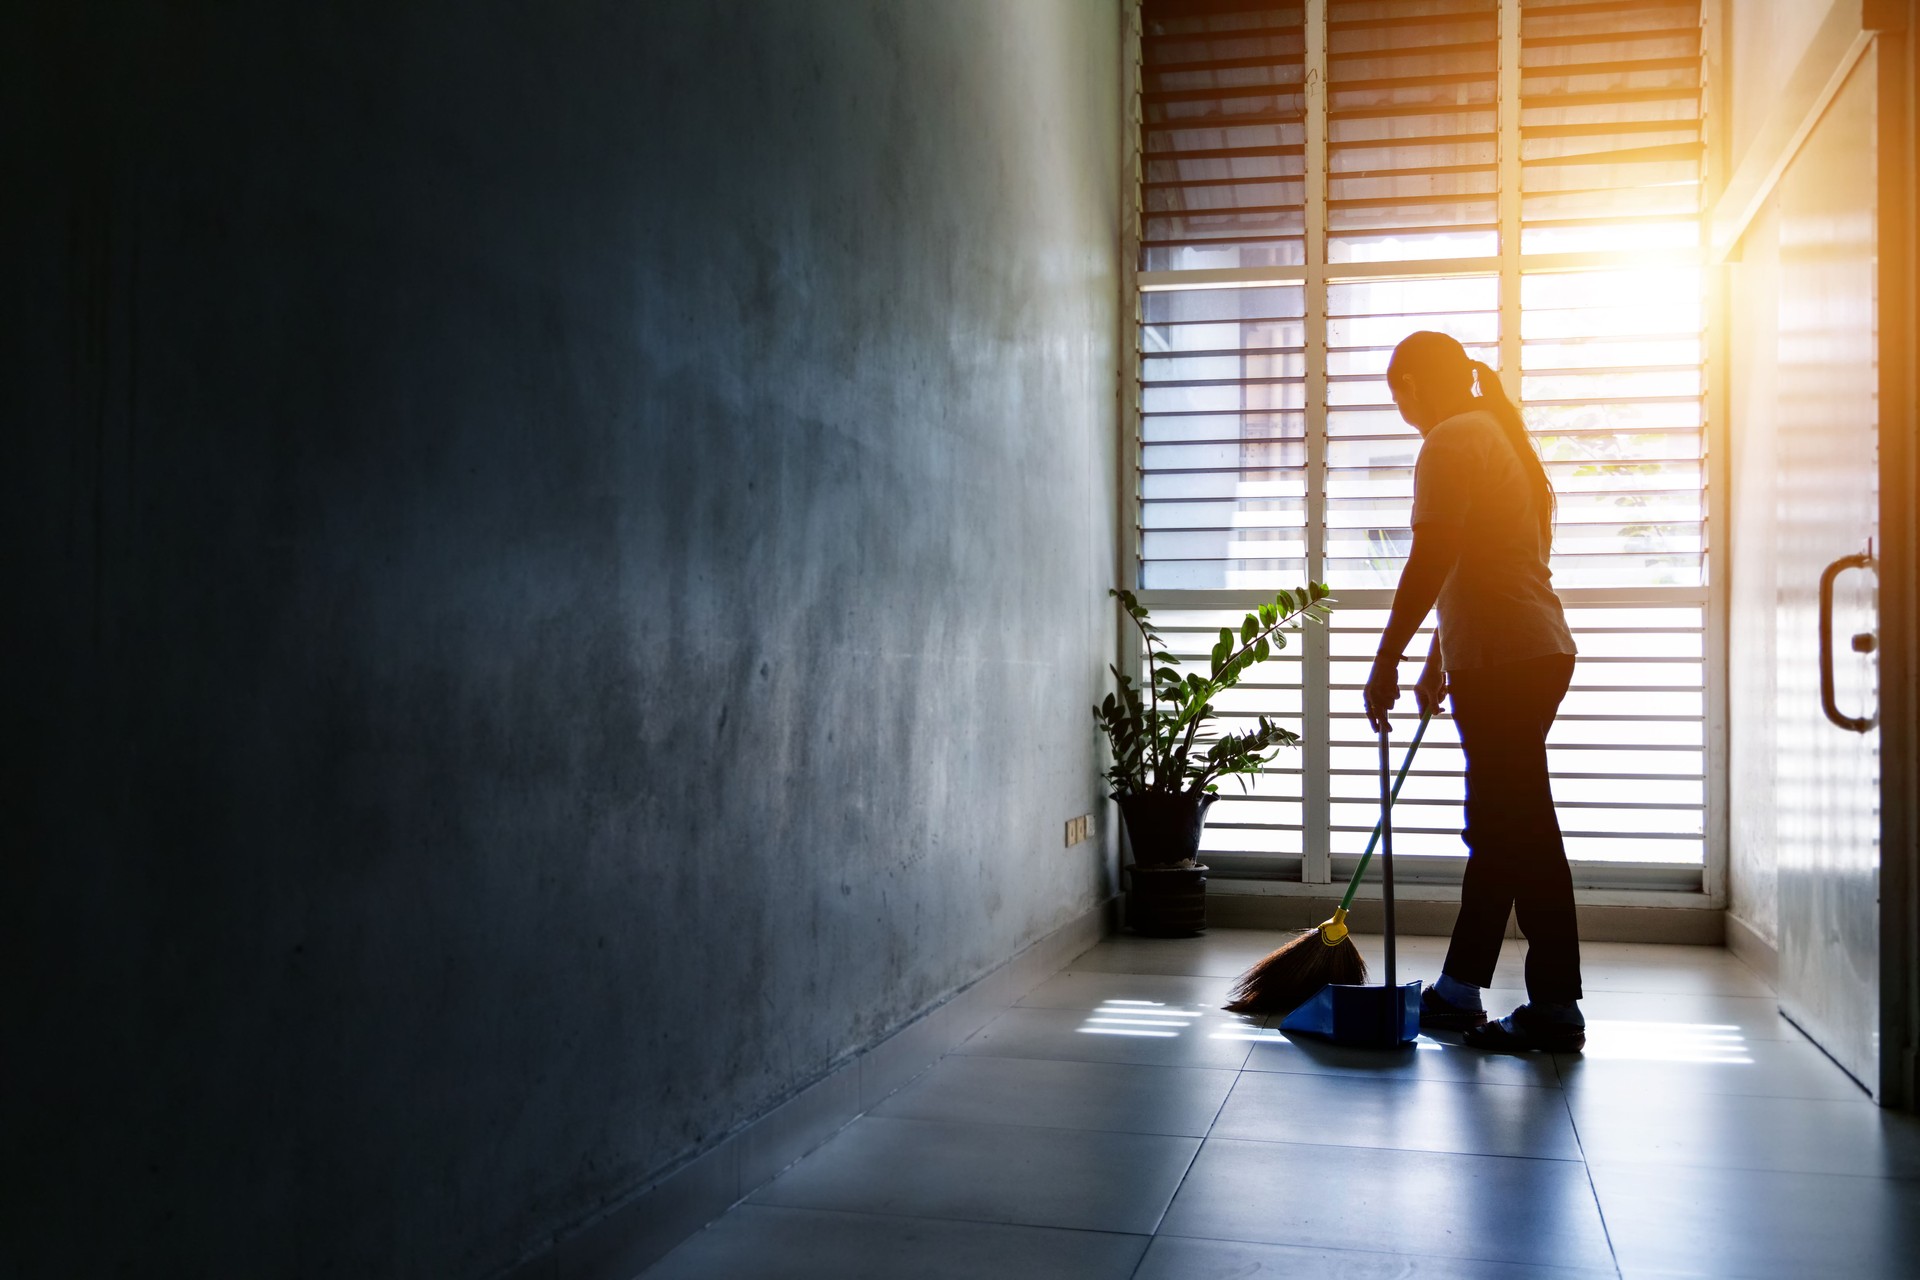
[1726,198,1784,945]
[1725,0,1837,170]
[6,2,1122,1274]
[1722,0,1839,946]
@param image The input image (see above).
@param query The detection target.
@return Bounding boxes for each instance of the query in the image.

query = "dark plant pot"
[1114,790,1217,866]
[1123,862,1209,937]
[1115,790,1217,937]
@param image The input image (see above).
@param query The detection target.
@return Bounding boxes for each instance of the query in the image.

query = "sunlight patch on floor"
[1076,999,1219,1038]
[1581,1020,1752,1064]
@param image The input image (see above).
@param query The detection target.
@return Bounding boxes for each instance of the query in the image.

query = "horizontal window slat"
[1522,28,1701,53]
[1333,130,1499,153]
[1328,70,1498,94]
[1144,110,1305,133]
[1147,144,1309,164]
[1328,101,1499,121]
[1521,0,1696,21]
[1144,175,1306,194]
[1145,85,1307,107]
[1521,58,1699,81]
[1328,39,1494,62]
[1522,142,1702,168]
[1330,9,1494,36]
[1145,53,1307,77]
[1521,119,1699,141]
[1512,87,1697,110]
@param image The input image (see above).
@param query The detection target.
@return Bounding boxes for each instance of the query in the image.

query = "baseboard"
[1724,911,1780,985]
[497,893,1120,1280]
[1205,891,1727,945]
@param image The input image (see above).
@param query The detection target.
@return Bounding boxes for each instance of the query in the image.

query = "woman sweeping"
[1362,330,1585,1052]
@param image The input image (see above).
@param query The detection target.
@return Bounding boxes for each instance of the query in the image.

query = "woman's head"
[1388,330,1557,544]
[1385,330,1477,432]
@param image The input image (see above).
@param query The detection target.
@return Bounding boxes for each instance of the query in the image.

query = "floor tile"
[643,1205,1149,1280]
[656,932,1908,1279]
[1582,940,1774,989]
[953,1003,1261,1071]
[1158,1137,1612,1271]
[1016,969,1231,1012]
[1484,987,1804,1044]
[1577,959,1775,998]
[1243,1027,1562,1089]
[1067,933,1303,978]
[871,1054,1236,1138]
[1212,1069,1582,1160]
[1591,1160,1920,1279]
[1569,1087,1920,1176]
[1135,1234,1617,1280]
[1383,938,1770,997]
[1555,1034,1869,1102]
[749,1115,1199,1235]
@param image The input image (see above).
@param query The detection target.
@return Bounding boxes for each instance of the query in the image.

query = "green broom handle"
[1336,711,1431,914]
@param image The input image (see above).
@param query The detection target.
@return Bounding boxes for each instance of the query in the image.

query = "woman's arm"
[1380,524,1462,659]
[1364,523,1464,729]
[1414,626,1447,717]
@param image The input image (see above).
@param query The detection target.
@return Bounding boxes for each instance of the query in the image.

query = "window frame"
[1116,0,1730,906]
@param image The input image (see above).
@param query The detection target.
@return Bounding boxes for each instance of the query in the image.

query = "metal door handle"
[1818,551,1878,733]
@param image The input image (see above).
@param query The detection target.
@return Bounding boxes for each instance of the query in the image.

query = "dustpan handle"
[1335,711,1430,914]
[1380,724,1396,992]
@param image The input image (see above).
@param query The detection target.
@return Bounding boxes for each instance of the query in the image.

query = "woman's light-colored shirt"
[1409,407,1577,672]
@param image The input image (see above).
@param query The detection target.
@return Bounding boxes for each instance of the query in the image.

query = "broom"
[1223,711,1431,1014]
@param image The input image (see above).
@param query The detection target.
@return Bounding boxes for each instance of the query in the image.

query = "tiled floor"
[643,930,1920,1279]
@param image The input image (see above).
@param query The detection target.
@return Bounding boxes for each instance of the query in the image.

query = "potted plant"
[1092,584,1333,935]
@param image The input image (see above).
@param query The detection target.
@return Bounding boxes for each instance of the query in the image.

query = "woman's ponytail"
[1469,359,1556,546]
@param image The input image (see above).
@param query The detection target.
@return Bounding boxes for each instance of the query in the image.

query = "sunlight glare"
[1075,999,1221,1039]
[1580,1020,1753,1064]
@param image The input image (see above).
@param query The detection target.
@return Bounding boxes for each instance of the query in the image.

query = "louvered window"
[1130,0,1713,891]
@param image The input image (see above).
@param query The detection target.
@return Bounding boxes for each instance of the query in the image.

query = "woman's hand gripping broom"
[1223,712,1432,1014]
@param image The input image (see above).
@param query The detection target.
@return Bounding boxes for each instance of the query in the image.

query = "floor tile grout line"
[1147,1224,1627,1277]
[1127,1064,1228,1269]
[1050,951,1220,1280]
[1577,1158,1920,1184]
[927,1048,1247,1078]
[1192,1130,1593,1165]
[1238,1061,1566,1091]
[733,1196,1162,1245]
[1115,951,1247,1273]
[1558,1067,1625,1278]
[859,1111,1230,1143]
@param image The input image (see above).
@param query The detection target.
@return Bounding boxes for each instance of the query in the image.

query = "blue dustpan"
[1280,723,1422,1049]
[1279,979,1421,1046]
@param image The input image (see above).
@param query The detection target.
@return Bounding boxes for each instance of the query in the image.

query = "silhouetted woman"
[1362,330,1585,1052]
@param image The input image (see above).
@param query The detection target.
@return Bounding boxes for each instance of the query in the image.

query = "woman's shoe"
[1463,1003,1586,1053]
[1418,984,1488,1031]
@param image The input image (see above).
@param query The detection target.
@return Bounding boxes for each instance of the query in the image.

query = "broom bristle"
[1223,929,1368,1014]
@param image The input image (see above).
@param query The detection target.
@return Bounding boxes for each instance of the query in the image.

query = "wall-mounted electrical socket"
[1064,813,1092,847]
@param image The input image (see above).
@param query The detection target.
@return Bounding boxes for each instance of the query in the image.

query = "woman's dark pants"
[1442,651,1582,1004]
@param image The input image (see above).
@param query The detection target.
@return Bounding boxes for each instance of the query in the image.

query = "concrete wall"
[1725,0,1839,171]
[1727,197,1785,944]
[1722,0,1851,947]
[5,2,1122,1275]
